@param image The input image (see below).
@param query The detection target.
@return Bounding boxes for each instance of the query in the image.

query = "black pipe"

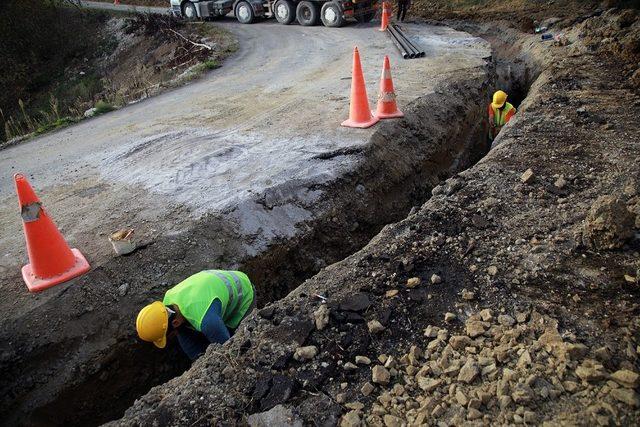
[390,24,421,58]
[386,27,411,59]
[392,24,425,57]
[391,24,422,57]
[389,24,417,58]
[388,25,416,58]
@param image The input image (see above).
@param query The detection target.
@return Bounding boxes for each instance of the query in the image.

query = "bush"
[94,100,115,115]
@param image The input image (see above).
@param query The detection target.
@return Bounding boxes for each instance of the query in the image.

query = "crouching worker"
[488,90,516,143]
[136,270,256,360]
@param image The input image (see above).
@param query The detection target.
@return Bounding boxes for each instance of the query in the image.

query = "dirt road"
[0,16,488,287]
[0,5,494,425]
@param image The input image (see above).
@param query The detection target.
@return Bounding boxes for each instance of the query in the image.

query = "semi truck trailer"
[170,0,378,27]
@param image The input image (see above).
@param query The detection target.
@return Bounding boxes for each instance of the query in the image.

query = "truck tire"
[296,1,319,26]
[320,1,344,27]
[235,1,255,23]
[274,0,295,24]
[182,1,198,20]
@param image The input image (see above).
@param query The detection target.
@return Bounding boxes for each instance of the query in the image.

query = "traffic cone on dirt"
[14,173,90,292]
[341,47,380,129]
[374,55,404,119]
[379,2,389,32]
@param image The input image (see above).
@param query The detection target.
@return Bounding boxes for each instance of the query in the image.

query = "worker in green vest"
[136,270,256,360]
[488,90,516,142]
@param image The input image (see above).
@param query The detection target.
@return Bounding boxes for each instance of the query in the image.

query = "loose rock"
[368,320,386,334]
[313,305,330,330]
[294,346,318,361]
[372,365,391,385]
[406,277,421,288]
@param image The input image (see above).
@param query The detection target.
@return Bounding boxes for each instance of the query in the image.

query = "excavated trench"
[6,30,538,427]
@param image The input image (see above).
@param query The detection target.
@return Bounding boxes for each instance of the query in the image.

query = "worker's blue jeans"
[177,299,230,360]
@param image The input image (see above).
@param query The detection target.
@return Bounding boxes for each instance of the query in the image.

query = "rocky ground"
[112,5,640,426]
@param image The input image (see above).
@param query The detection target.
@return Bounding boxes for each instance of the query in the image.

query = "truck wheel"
[320,1,344,27]
[235,1,255,24]
[274,0,295,24]
[296,1,319,26]
[182,1,198,20]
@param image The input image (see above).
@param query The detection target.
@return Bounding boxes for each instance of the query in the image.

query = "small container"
[109,228,136,256]
[541,33,553,41]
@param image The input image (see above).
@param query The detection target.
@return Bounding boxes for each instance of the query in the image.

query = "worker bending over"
[488,90,516,142]
[136,270,256,360]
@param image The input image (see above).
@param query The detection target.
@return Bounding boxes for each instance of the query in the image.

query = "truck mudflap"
[195,1,213,17]
[232,0,265,17]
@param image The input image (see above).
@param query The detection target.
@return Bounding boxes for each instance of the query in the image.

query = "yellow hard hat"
[136,301,168,348]
[492,90,508,109]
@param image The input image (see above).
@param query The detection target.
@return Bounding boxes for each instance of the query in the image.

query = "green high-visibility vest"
[492,102,515,126]
[163,270,253,332]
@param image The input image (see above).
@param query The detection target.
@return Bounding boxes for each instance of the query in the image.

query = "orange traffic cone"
[342,47,380,129]
[374,55,404,119]
[379,2,389,32]
[14,173,90,292]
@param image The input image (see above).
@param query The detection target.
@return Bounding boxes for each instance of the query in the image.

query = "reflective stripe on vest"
[209,270,243,317]
[492,103,514,127]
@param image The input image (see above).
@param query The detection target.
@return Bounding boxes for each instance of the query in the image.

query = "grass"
[34,117,77,135]
[94,100,116,115]
[192,59,220,74]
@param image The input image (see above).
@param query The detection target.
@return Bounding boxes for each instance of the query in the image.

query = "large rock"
[313,304,330,330]
[611,369,640,388]
[610,388,640,407]
[372,365,391,385]
[582,195,635,250]
[465,320,487,338]
[340,411,361,427]
[248,405,303,427]
[575,359,607,382]
[418,377,443,392]
[457,359,479,384]
[294,346,318,361]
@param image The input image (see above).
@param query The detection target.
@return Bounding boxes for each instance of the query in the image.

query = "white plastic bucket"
[109,229,136,256]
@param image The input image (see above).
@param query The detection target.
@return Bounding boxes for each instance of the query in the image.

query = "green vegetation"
[192,59,221,74]
[0,2,236,144]
[94,101,116,115]
[34,117,77,136]
[0,0,112,142]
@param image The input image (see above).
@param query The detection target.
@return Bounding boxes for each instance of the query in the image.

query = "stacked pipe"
[387,24,425,59]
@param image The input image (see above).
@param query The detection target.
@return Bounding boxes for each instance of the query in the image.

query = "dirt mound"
[339,308,638,426]
[101,14,236,105]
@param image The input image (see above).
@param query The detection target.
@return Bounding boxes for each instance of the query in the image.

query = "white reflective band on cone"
[382,69,392,79]
[379,91,397,102]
